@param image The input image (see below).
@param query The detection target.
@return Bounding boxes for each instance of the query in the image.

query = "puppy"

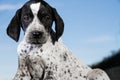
[7,0,110,80]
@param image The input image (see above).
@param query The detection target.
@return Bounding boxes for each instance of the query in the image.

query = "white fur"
[30,2,41,14]
[16,37,110,80]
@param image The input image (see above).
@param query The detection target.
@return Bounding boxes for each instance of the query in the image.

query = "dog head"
[7,0,64,44]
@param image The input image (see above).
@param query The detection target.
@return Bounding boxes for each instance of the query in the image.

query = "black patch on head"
[38,3,53,32]
[21,3,34,31]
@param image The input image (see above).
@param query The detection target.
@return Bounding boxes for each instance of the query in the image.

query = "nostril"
[32,31,43,38]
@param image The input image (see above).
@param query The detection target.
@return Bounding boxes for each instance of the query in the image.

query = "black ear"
[52,8,64,41]
[7,9,21,42]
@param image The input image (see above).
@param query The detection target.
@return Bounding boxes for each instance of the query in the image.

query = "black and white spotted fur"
[7,0,110,80]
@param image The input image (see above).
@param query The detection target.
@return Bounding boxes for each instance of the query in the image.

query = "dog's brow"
[30,2,41,14]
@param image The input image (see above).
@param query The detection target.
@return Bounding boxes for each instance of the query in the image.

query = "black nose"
[32,31,43,38]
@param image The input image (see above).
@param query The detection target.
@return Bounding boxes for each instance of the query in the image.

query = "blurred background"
[0,0,120,80]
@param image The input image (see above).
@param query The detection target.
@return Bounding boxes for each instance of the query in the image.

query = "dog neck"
[17,36,64,55]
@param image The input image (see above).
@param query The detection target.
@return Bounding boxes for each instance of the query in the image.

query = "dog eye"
[44,15,51,20]
[41,14,51,20]
[23,15,31,22]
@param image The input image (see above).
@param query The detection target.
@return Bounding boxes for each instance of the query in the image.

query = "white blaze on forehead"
[30,2,41,14]
[28,2,45,35]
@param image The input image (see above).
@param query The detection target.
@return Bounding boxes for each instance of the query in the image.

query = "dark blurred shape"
[91,50,120,80]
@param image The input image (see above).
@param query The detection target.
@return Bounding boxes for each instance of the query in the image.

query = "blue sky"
[0,0,120,80]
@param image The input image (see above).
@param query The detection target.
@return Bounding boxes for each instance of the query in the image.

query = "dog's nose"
[32,31,43,38]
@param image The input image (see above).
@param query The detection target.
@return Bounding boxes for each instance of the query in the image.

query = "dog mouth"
[26,35,47,44]
[27,37,47,44]
[31,39,46,44]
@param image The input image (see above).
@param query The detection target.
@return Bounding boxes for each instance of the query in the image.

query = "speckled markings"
[14,37,110,80]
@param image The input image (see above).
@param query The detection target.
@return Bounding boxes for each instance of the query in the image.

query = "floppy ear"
[52,8,64,41]
[7,9,21,42]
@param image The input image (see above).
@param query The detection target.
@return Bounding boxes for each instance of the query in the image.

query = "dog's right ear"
[7,8,22,42]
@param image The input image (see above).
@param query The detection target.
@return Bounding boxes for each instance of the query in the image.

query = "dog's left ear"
[52,8,64,41]
[7,8,22,42]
